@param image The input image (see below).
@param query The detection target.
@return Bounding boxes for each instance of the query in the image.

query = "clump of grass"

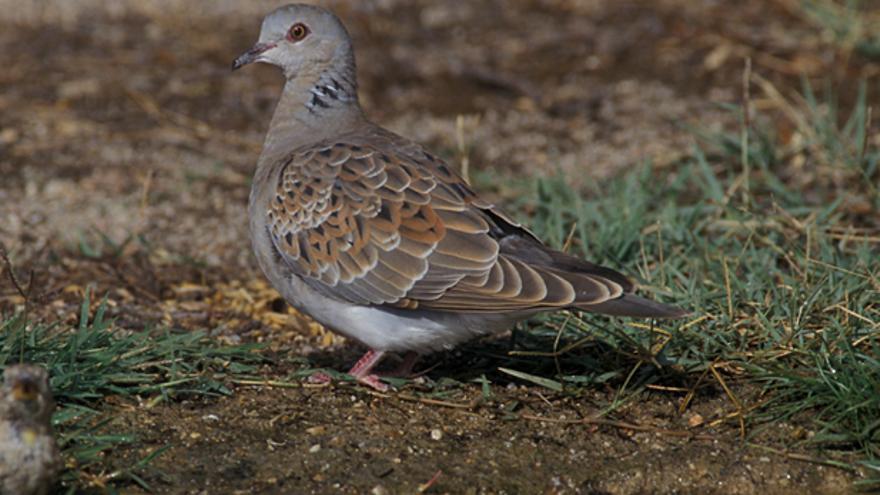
[797,0,880,59]
[498,79,878,483]
[0,289,264,491]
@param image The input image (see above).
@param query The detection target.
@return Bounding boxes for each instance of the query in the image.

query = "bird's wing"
[265,135,674,315]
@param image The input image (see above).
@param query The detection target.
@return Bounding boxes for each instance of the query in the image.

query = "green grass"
[797,0,880,59]
[0,290,264,492]
[493,80,879,484]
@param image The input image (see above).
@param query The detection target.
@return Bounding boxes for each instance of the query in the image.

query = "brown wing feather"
[267,129,682,317]
[267,137,497,306]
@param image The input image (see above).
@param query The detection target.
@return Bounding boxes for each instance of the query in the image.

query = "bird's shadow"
[296,327,689,390]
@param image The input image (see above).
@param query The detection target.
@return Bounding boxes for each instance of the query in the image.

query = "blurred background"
[3,0,876,266]
[0,1,878,492]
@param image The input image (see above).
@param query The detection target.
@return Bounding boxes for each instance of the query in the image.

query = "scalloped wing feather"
[265,129,674,315]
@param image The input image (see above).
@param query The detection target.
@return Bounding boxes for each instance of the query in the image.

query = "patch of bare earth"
[1,0,875,493]
[109,385,851,494]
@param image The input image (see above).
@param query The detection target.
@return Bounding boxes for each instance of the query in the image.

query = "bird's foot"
[309,369,389,391]
[348,349,391,391]
[306,371,333,385]
[353,374,390,392]
[306,350,419,391]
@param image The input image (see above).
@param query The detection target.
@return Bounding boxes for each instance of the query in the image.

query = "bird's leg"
[347,349,388,391]
[384,351,419,378]
[307,350,414,391]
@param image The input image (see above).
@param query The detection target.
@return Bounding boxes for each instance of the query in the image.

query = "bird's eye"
[287,23,310,42]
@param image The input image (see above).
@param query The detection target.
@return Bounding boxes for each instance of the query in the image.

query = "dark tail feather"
[578,294,690,319]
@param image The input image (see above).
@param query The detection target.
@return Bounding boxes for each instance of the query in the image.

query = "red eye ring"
[287,23,310,42]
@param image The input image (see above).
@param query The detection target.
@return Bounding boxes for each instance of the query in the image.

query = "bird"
[233,4,688,391]
[0,364,62,495]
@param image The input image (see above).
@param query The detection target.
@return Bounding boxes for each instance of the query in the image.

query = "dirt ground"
[0,0,876,493]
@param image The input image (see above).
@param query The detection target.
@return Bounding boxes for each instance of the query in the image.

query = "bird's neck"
[259,66,364,166]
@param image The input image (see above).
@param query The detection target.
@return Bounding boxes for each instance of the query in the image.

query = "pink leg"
[347,349,388,391]
[308,350,416,391]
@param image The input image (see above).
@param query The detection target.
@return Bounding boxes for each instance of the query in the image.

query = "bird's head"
[1,365,55,424]
[232,3,355,82]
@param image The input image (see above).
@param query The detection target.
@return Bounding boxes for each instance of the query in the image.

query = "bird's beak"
[232,42,275,71]
[11,379,38,402]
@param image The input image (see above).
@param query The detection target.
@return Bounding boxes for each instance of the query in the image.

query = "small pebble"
[430,428,443,441]
[309,444,321,453]
[306,425,326,435]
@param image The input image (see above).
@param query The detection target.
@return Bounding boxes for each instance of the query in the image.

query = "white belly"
[274,271,520,352]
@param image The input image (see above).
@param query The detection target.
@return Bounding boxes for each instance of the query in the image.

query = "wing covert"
[267,134,630,313]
